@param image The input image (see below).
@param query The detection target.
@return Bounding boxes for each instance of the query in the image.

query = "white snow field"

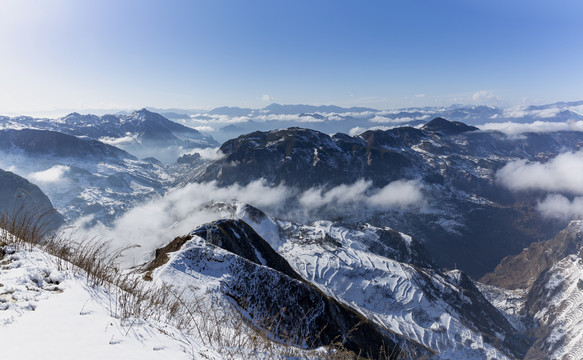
[0,244,218,360]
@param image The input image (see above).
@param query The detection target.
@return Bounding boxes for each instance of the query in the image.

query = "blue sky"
[1,0,582,115]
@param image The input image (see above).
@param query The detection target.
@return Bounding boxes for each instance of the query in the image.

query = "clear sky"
[1,0,582,116]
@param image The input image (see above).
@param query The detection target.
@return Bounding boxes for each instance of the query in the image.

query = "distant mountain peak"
[422,117,479,134]
[131,108,157,118]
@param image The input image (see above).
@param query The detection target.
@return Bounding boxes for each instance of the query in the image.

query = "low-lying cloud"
[75,178,424,267]
[502,106,566,119]
[496,151,583,194]
[497,151,583,221]
[479,120,583,135]
[29,165,70,184]
[193,125,216,133]
[254,114,325,123]
[299,179,423,209]
[536,194,583,221]
[369,115,429,124]
[182,147,225,161]
[99,135,138,147]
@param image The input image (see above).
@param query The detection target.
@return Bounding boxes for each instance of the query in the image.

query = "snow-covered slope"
[0,245,216,360]
[524,251,583,360]
[477,220,583,359]
[148,220,425,358]
[235,204,522,359]
[482,221,583,290]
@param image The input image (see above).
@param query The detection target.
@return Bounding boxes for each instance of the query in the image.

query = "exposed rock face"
[481,221,583,289]
[192,219,303,281]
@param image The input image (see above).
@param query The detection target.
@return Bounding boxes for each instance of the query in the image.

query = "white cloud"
[193,125,216,133]
[370,116,415,124]
[296,116,325,123]
[299,179,423,210]
[369,180,425,207]
[535,108,562,118]
[326,114,343,121]
[99,135,137,147]
[28,165,70,184]
[190,114,251,124]
[73,179,292,266]
[472,90,503,103]
[496,150,583,194]
[503,106,562,119]
[75,178,424,267]
[536,194,583,220]
[414,94,426,98]
[254,114,324,123]
[300,180,370,208]
[261,94,273,102]
[478,120,583,135]
[502,105,577,120]
[182,147,226,161]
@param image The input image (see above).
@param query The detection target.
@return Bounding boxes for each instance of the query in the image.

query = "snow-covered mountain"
[235,203,524,359]
[141,203,583,359]
[0,109,218,163]
[479,221,583,359]
[193,119,583,277]
[170,100,583,143]
[146,218,422,358]
[4,107,583,358]
[0,128,171,225]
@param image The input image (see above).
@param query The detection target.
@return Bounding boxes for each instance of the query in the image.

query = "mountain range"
[0,108,218,163]
[194,117,582,277]
[2,105,583,358]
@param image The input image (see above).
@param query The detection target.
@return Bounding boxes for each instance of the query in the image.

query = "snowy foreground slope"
[8,203,583,359]
[0,240,338,359]
[0,246,215,360]
[2,226,407,359]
